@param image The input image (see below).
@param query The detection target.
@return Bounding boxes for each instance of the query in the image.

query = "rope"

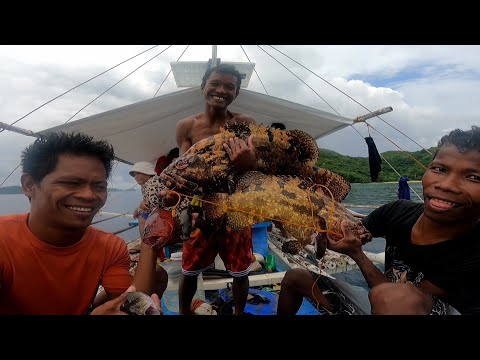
[378,153,424,202]
[166,188,342,238]
[267,45,432,155]
[365,122,428,171]
[153,45,190,98]
[64,45,174,124]
[240,45,269,95]
[259,45,431,177]
[256,45,339,116]
[350,124,424,202]
[0,163,21,188]
[311,275,333,314]
[0,45,162,135]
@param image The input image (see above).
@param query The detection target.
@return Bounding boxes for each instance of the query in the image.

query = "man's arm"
[176,117,193,156]
[328,220,389,289]
[131,242,158,295]
[90,285,161,315]
[223,114,257,172]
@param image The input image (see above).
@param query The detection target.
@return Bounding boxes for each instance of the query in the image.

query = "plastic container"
[265,254,276,273]
[251,221,271,258]
[161,253,205,314]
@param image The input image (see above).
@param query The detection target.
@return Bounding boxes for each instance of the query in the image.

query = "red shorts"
[181,226,253,277]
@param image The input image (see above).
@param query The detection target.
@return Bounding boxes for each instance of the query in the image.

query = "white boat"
[1,45,402,315]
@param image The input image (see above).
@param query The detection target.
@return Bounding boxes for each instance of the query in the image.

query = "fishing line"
[0,45,163,135]
[365,122,428,171]
[166,189,343,238]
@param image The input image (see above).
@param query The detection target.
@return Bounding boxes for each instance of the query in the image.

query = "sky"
[1,45,479,190]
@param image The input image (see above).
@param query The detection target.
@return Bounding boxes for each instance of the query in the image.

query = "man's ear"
[21,173,37,198]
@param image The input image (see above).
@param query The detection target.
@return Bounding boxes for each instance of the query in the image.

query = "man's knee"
[369,283,392,313]
[369,283,432,315]
[281,268,311,291]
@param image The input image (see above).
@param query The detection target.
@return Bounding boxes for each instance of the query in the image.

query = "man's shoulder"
[364,200,422,225]
[0,213,28,226]
[232,113,255,124]
[177,113,201,126]
[88,226,127,246]
[380,199,422,212]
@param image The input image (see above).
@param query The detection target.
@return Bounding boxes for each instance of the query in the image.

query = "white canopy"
[41,87,353,165]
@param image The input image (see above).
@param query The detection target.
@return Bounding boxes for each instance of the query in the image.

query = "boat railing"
[93,211,138,237]
[268,229,385,278]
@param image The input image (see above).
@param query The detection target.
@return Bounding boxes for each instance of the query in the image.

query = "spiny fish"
[120,292,163,315]
[156,122,350,202]
[142,123,352,250]
[203,171,372,258]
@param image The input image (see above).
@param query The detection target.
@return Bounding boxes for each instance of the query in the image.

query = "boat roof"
[40,86,353,165]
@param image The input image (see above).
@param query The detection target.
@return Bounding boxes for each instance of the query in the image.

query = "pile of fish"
[142,123,371,257]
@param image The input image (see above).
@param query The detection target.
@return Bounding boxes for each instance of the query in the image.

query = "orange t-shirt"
[0,213,133,315]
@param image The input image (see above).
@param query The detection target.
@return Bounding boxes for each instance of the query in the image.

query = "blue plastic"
[397,176,411,200]
[251,221,271,258]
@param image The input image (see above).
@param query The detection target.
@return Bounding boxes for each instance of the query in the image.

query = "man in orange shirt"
[0,132,161,315]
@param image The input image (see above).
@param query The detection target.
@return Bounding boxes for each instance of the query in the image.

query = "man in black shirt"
[278,126,480,315]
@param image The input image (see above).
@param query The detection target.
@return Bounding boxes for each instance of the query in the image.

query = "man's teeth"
[213,96,225,101]
[66,206,93,212]
[431,198,458,207]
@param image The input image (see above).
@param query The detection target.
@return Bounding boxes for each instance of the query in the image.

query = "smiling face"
[201,70,238,110]
[422,145,480,225]
[132,172,152,186]
[22,153,108,235]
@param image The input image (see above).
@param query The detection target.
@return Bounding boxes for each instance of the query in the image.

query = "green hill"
[0,186,23,194]
[316,147,435,183]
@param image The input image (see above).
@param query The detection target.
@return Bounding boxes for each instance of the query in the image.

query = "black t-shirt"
[361,200,480,315]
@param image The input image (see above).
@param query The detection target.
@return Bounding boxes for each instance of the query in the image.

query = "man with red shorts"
[171,64,257,315]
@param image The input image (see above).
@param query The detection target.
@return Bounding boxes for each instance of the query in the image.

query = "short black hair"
[21,132,115,183]
[271,122,286,130]
[167,147,179,161]
[201,64,242,96]
[434,125,480,158]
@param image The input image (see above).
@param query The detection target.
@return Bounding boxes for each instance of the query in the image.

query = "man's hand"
[350,219,372,244]
[133,200,148,219]
[327,220,364,257]
[158,189,181,208]
[223,135,257,172]
[89,285,161,315]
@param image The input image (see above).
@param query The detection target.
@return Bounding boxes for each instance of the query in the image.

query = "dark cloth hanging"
[364,136,382,182]
[398,176,411,200]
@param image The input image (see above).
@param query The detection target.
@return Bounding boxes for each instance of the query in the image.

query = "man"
[278,126,480,315]
[163,63,257,315]
[154,147,179,176]
[0,132,161,315]
[130,161,158,235]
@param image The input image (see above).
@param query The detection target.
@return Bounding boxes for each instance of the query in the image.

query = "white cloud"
[1,45,479,189]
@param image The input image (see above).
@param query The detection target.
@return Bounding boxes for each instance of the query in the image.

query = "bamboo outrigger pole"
[0,122,40,138]
[353,106,393,123]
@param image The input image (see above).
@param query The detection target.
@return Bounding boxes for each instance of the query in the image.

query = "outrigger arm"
[353,106,393,123]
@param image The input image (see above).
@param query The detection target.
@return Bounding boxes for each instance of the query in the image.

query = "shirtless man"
[173,63,257,314]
